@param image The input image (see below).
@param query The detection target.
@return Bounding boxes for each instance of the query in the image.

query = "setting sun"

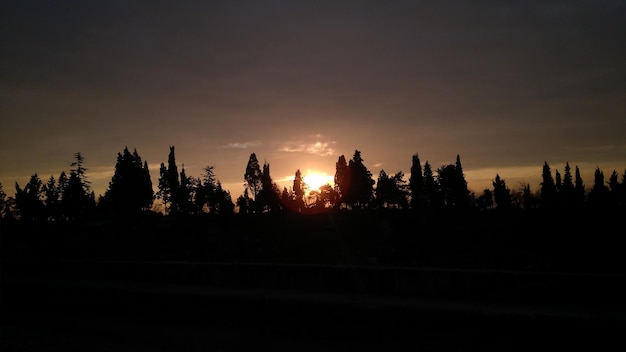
[303,172,334,192]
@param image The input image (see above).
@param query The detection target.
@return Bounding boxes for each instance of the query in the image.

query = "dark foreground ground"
[2,209,626,351]
[2,265,625,352]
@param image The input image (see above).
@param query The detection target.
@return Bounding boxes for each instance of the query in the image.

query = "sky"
[2,0,625,202]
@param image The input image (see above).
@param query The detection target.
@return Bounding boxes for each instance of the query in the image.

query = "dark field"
[2,209,626,351]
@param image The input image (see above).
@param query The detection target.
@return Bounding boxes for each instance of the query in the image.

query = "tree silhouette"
[559,162,575,208]
[244,153,262,212]
[334,154,350,209]
[492,174,512,209]
[194,166,234,214]
[476,189,494,210]
[70,152,91,193]
[422,161,442,210]
[617,170,626,207]
[521,184,539,209]
[540,161,557,208]
[375,170,391,208]
[608,170,621,208]
[62,153,96,220]
[409,153,425,211]
[43,175,61,221]
[178,164,194,214]
[14,174,45,221]
[375,170,408,209]
[101,147,154,216]
[214,181,235,215]
[454,155,471,208]
[317,184,338,209]
[574,166,586,207]
[292,169,305,212]
[236,188,252,215]
[4,144,626,221]
[345,150,375,209]
[588,167,610,208]
[0,182,9,220]
[436,155,471,209]
[157,146,182,214]
[257,162,281,212]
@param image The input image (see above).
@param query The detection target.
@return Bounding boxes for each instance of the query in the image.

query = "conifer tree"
[409,153,425,210]
[422,161,441,210]
[437,164,457,207]
[540,161,557,208]
[244,153,262,210]
[214,181,234,215]
[522,184,538,210]
[178,164,195,214]
[375,169,391,208]
[318,184,338,209]
[476,189,493,210]
[620,170,626,207]
[0,182,11,220]
[70,152,91,193]
[195,166,217,213]
[236,188,252,214]
[103,147,154,216]
[574,166,585,206]
[62,153,96,220]
[560,162,575,208]
[57,171,68,202]
[376,170,408,209]
[281,186,291,209]
[334,154,350,208]
[454,154,471,208]
[43,175,61,221]
[157,146,182,214]
[346,150,375,209]
[492,174,512,209]
[436,155,471,209]
[292,169,305,212]
[157,162,171,212]
[14,174,45,221]
[588,167,609,208]
[258,162,281,212]
[608,170,621,207]
[194,166,234,215]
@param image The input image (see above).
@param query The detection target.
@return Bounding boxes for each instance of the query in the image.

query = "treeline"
[0,145,625,223]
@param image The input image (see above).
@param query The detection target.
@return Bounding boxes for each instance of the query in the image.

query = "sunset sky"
[2,0,625,201]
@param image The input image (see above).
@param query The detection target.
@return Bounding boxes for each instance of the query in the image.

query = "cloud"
[278,140,336,157]
[278,146,306,153]
[306,142,336,156]
[219,141,261,149]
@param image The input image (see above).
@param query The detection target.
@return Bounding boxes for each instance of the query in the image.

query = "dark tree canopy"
[541,161,557,208]
[344,150,375,209]
[409,153,425,210]
[376,170,408,209]
[157,146,183,214]
[257,162,281,213]
[63,153,96,220]
[334,154,350,208]
[14,174,45,221]
[492,174,512,210]
[244,153,263,205]
[292,169,305,212]
[588,167,610,208]
[102,147,154,216]
[436,155,471,209]
[4,145,626,221]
